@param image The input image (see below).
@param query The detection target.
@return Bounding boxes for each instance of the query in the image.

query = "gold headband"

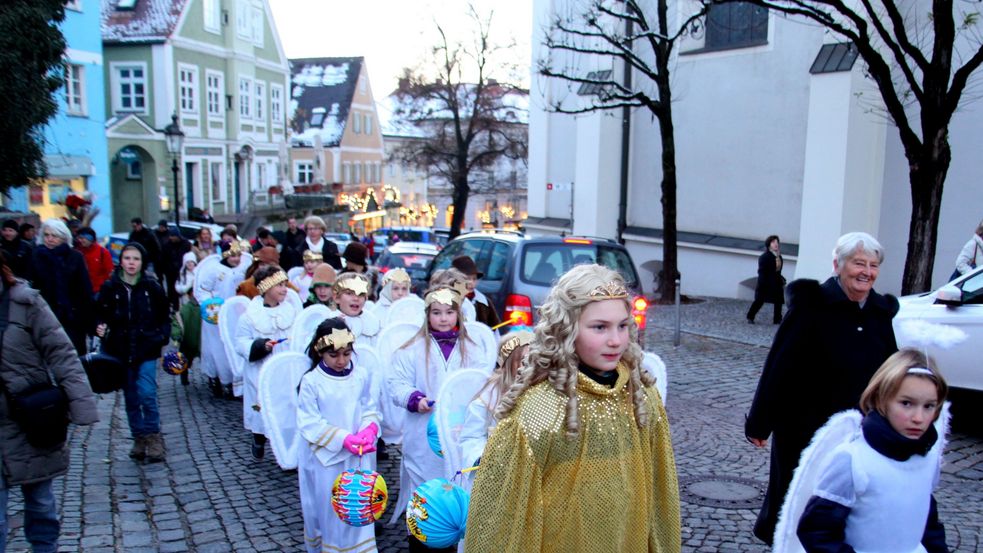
[585,281,628,301]
[384,268,411,285]
[256,271,288,295]
[451,280,469,299]
[303,250,323,262]
[425,287,460,308]
[315,328,355,351]
[334,276,369,296]
[497,331,533,367]
[222,241,242,258]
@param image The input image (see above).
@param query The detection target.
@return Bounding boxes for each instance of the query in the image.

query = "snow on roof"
[384,84,530,133]
[289,57,363,148]
[102,0,189,43]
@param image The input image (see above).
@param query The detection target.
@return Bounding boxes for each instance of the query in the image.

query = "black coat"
[160,238,191,280]
[745,277,899,543]
[0,238,33,280]
[128,227,161,269]
[95,270,170,367]
[29,243,93,353]
[298,239,342,271]
[754,250,785,304]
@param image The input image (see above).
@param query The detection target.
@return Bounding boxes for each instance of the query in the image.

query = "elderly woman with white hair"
[29,219,94,353]
[295,215,342,270]
[744,231,900,545]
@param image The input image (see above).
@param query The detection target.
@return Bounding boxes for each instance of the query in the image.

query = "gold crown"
[586,281,628,301]
[222,240,242,258]
[425,287,460,308]
[335,276,369,296]
[315,328,355,351]
[303,250,323,262]
[256,271,288,295]
[383,268,411,284]
[497,330,534,367]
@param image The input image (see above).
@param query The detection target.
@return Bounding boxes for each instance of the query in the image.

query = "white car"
[893,267,983,391]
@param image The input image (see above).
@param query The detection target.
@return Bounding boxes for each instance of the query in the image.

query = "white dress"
[234,297,298,434]
[332,308,381,349]
[297,363,381,553]
[196,258,248,384]
[459,387,498,470]
[387,334,494,516]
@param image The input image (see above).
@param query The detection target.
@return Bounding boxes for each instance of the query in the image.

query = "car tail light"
[632,295,648,329]
[504,294,533,327]
[563,237,593,245]
[379,266,389,274]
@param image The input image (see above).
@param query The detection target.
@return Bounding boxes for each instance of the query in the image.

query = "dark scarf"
[578,363,619,388]
[431,328,459,361]
[862,410,938,461]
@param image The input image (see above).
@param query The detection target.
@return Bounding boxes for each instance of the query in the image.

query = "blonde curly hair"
[494,264,653,437]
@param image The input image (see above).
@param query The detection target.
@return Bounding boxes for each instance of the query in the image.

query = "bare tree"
[539,0,706,301]
[389,8,528,239]
[706,0,983,293]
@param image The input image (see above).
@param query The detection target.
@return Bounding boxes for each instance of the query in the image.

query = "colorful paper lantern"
[331,469,388,527]
[427,413,443,458]
[406,478,470,548]
[200,297,224,325]
[162,351,188,376]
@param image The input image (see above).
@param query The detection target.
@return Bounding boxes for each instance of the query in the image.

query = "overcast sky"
[267,0,533,96]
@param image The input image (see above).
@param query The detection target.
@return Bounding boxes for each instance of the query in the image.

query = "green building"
[102,0,289,231]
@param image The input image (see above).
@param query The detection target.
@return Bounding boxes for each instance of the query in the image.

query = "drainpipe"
[617,16,633,245]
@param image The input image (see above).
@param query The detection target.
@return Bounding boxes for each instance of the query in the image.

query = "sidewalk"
[646,296,780,348]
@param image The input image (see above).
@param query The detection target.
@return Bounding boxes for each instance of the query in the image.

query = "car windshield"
[384,252,435,271]
[521,243,639,287]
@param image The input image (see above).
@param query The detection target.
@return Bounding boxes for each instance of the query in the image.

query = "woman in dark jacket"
[744,232,899,545]
[0,254,99,552]
[95,242,170,463]
[747,235,785,324]
[30,218,93,353]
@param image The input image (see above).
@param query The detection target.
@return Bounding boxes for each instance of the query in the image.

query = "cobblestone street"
[2,298,982,551]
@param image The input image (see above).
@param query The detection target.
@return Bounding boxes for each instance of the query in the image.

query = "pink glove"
[356,422,379,444]
[343,433,366,455]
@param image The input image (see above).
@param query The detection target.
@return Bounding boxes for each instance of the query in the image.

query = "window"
[251,6,264,46]
[206,71,223,118]
[254,81,265,122]
[126,159,142,180]
[353,163,361,184]
[179,65,198,114]
[210,162,225,202]
[270,84,283,126]
[239,77,252,119]
[236,0,251,39]
[342,163,350,184]
[203,0,220,33]
[352,112,361,134]
[295,161,314,184]
[115,64,147,112]
[364,114,372,135]
[65,64,85,116]
[117,0,137,9]
[704,2,768,50]
[257,163,266,188]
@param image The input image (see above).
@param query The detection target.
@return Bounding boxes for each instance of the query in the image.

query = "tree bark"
[654,0,679,302]
[449,170,470,239]
[901,137,950,294]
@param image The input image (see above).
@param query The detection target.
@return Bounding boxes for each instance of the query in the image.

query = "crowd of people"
[0,213,963,552]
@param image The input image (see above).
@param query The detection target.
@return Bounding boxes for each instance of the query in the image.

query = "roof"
[289,57,363,148]
[102,0,189,44]
[383,82,529,137]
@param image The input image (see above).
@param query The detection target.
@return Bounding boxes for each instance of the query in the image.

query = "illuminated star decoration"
[340,278,370,297]
[426,288,458,307]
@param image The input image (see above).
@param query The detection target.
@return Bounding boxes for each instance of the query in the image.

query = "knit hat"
[182,251,197,266]
[451,255,483,278]
[311,263,337,287]
[77,227,97,241]
[254,246,280,266]
[342,242,369,267]
[2,220,18,231]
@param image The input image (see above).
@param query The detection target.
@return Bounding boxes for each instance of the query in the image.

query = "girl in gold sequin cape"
[464,265,681,553]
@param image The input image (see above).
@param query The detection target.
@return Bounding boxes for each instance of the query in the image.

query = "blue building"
[6,1,112,238]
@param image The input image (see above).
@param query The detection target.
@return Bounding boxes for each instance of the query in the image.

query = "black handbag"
[7,382,68,449]
[81,338,126,394]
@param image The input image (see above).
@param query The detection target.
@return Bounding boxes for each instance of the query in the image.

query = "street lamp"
[163,113,185,228]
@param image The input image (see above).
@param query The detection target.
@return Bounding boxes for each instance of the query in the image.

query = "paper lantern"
[427,413,443,458]
[162,351,188,376]
[200,297,224,325]
[331,469,388,527]
[406,478,470,548]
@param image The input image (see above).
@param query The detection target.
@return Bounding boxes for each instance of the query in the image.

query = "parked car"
[106,221,224,264]
[893,266,983,391]
[373,226,441,248]
[324,232,353,254]
[427,230,649,342]
[376,241,439,295]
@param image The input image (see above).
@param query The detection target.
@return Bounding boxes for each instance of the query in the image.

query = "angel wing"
[352,345,385,432]
[463,322,497,373]
[435,368,489,484]
[461,298,476,323]
[219,296,251,396]
[257,351,313,470]
[289,304,333,353]
[642,352,668,404]
[384,295,425,330]
[284,288,304,314]
[375,322,424,444]
[193,254,222,302]
[287,266,304,281]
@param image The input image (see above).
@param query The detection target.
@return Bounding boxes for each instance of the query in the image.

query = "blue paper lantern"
[200,297,223,325]
[406,478,470,548]
[427,413,443,458]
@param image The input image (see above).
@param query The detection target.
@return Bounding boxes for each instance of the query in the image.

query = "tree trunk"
[901,139,950,294]
[449,174,470,239]
[654,0,679,302]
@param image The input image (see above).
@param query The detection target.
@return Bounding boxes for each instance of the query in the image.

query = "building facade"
[6,1,113,237]
[102,0,290,231]
[528,0,983,298]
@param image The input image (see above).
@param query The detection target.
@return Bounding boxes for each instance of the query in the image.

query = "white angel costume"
[194,253,250,385]
[459,386,497,471]
[290,270,314,302]
[297,361,381,553]
[387,328,495,519]
[333,308,381,349]
[234,296,298,434]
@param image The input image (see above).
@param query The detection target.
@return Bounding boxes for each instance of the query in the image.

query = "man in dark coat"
[452,255,501,329]
[747,235,785,324]
[0,219,33,279]
[744,232,898,545]
[282,217,306,250]
[159,229,192,310]
[128,218,161,274]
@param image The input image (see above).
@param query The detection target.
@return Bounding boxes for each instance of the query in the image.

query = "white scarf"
[305,236,324,253]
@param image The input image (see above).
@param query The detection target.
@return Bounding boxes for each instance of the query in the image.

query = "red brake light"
[504,294,533,327]
[631,295,648,329]
[633,297,648,311]
[563,238,593,245]
[379,266,389,274]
